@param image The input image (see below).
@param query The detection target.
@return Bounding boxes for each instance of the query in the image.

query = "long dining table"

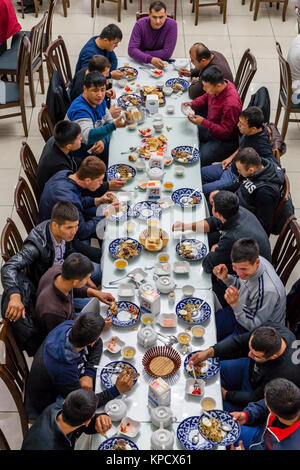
[87,57,224,450]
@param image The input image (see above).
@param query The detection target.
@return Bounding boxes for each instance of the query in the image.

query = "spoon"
[180,188,200,205]
[191,432,200,445]
[94,365,123,373]
[201,410,232,432]
[121,147,137,154]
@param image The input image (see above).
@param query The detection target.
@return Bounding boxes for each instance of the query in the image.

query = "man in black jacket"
[234,147,285,234]
[22,389,112,450]
[189,324,300,412]
[25,312,134,419]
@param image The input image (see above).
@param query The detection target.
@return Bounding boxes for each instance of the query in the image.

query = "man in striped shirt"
[213,238,286,341]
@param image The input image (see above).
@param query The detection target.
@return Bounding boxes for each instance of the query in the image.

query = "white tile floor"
[0,0,300,450]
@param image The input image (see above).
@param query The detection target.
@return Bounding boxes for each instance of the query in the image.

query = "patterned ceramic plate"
[117,93,142,108]
[106,300,141,327]
[106,164,136,181]
[198,409,241,447]
[104,203,132,222]
[176,239,207,260]
[165,78,189,91]
[100,360,138,389]
[132,201,162,220]
[108,237,142,259]
[176,297,211,325]
[117,66,138,80]
[184,352,220,380]
[98,436,139,450]
[177,416,214,450]
[171,145,200,164]
[171,188,202,207]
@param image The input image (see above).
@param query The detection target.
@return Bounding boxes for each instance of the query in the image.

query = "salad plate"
[100,360,138,388]
[106,300,141,327]
[177,416,214,450]
[98,436,139,450]
[106,164,136,181]
[133,201,162,220]
[176,297,211,324]
[171,188,202,207]
[184,352,220,380]
[171,146,200,164]
[109,237,142,260]
[165,78,189,92]
[176,239,207,260]
[198,409,240,447]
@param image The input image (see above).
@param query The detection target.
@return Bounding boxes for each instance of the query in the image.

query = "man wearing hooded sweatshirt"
[233,147,284,234]
[25,312,135,419]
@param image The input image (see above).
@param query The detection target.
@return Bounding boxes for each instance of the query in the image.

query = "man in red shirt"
[0,0,21,54]
[183,66,242,167]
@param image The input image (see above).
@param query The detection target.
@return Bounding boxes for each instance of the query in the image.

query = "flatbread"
[149,356,175,376]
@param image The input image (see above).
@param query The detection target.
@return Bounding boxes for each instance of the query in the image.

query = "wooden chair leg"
[97,0,100,6]
[38,64,45,95]
[28,70,36,108]
[91,0,94,17]
[281,108,290,140]
[192,0,195,13]
[67,0,70,7]
[20,0,24,19]
[174,0,177,20]
[20,101,28,137]
[249,0,254,11]
[223,0,227,23]
[117,0,121,22]
[62,0,68,17]
[242,0,245,4]
[195,0,199,25]
[274,97,282,127]
[282,0,288,21]
[124,0,127,10]
[139,0,142,12]
[33,0,39,17]
[253,0,260,20]
[276,2,279,9]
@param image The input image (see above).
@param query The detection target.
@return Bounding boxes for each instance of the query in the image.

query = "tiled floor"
[0,0,300,450]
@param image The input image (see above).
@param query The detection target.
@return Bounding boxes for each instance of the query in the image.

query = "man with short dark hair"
[183,66,242,166]
[75,24,123,79]
[22,389,112,450]
[189,324,300,411]
[128,1,178,68]
[213,238,286,340]
[25,312,135,419]
[234,147,285,234]
[34,253,115,340]
[231,379,300,450]
[201,106,278,194]
[178,43,233,100]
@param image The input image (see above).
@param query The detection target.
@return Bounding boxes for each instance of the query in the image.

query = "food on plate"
[128,154,137,162]
[178,241,199,259]
[140,227,168,251]
[116,240,139,259]
[114,438,133,450]
[182,195,200,206]
[158,254,168,262]
[106,337,121,352]
[125,107,142,121]
[139,181,148,189]
[138,147,151,159]
[116,165,135,179]
[162,318,175,327]
[172,82,184,92]
[199,418,224,443]
[178,302,201,322]
[140,135,167,153]
[141,86,165,106]
[152,69,163,76]
[106,193,116,202]
[110,302,118,315]
[121,94,141,107]
[138,127,152,137]
[187,360,209,378]
[119,67,137,80]
[163,182,174,190]
[192,326,205,338]
[122,363,136,375]
[124,85,134,93]
[171,149,194,163]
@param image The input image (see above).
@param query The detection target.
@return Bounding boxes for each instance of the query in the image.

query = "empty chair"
[44,35,72,88]
[192,0,227,26]
[250,0,289,22]
[272,215,300,287]
[19,0,39,18]
[0,319,30,438]
[91,0,125,21]
[38,104,54,143]
[234,48,257,105]
[274,41,300,140]
[0,218,24,263]
[20,142,40,204]
[0,35,30,137]
[14,177,39,235]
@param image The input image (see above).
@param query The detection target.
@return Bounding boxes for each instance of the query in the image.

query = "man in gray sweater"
[213,238,286,341]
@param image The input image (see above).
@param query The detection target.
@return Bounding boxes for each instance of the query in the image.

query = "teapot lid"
[152,406,172,419]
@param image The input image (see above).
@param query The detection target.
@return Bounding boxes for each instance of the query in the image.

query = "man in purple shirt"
[128,1,178,69]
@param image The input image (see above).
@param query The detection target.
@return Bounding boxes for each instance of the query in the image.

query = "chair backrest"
[16,34,31,87]
[296,7,300,34]
[29,11,48,72]
[44,0,57,52]
[44,35,72,89]
[0,218,24,263]
[136,11,174,20]
[0,319,29,438]
[38,103,54,142]
[271,169,290,232]
[0,428,10,450]
[234,48,257,104]
[276,41,293,107]
[14,177,39,235]
[272,215,300,287]
[20,141,40,203]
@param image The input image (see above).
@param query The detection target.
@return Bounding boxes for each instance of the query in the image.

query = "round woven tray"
[142,346,181,378]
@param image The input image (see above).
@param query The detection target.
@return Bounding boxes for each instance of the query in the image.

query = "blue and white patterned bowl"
[171,188,202,207]
[184,352,220,380]
[106,164,136,181]
[109,237,142,259]
[100,360,138,389]
[177,416,214,450]
[117,93,142,108]
[165,78,189,91]
[176,297,211,325]
[106,300,141,327]
[98,436,139,450]
[198,409,241,447]
[132,201,162,220]
[117,66,138,80]
[104,203,132,222]
[176,239,207,260]
[171,146,200,164]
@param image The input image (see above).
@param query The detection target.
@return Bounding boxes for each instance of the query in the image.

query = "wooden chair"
[44,35,72,89]
[38,104,54,142]
[272,215,300,287]
[19,0,39,18]
[274,42,300,141]
[20,142,40,204]
[14,177,39,236]
[250,0,289,21]
[192,0,227,26]
[0,319,30,438]
[136,12,175,20]
[0,35,30,137]
[23,0,69,18]
[234,48,257,105]
[91,0,125,21]
[0,218,24,263]
[0,428,10,450]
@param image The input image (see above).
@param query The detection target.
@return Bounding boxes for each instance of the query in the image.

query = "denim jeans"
[201,164,239,194]
[73,261,102,312]
[197,126,238,167]
[234,425,263,449]
[215,306,248,341]
[220,357,253,412]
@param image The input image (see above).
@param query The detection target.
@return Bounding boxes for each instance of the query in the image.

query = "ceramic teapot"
[137,325,157,348]
[151,422,174,450]
[149,405,175,428]
[154,275,176,294]
[104,397,128,421]
[147,167,165,180]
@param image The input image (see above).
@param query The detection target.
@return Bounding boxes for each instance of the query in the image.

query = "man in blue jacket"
[231,378,300,450]
[25,312,135,419]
